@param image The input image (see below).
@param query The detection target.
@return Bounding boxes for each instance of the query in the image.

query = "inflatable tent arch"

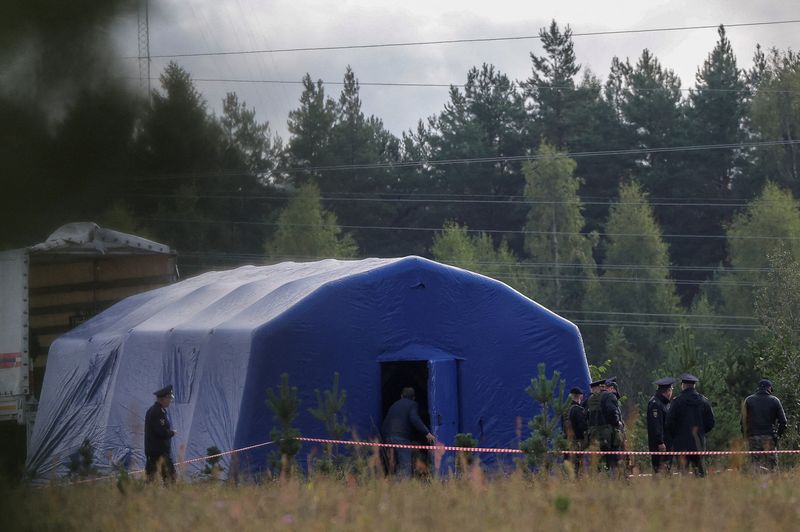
[27,256,590,478]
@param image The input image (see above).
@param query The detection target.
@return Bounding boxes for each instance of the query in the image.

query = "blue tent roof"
[27,256,590,478]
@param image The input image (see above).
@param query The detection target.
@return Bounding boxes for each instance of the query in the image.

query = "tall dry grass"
[4,467,800,531]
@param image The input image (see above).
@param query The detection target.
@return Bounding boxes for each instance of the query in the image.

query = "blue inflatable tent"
[27,256,590,478]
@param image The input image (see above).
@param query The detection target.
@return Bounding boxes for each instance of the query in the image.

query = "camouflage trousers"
[564,439,586,475]
[589,425,623,472]
[747,435,778,471]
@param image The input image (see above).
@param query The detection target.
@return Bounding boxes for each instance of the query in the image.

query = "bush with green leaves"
[454,432,479,474]
[202,445,224,478]
[67,438,96,480]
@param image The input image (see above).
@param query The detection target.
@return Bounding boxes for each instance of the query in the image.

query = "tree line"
[2,22,800,449]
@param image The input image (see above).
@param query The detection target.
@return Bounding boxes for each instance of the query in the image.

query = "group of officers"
[562,374,788,477]
[143,375,789,483]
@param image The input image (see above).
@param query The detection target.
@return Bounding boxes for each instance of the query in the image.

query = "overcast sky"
[112,0,798,139]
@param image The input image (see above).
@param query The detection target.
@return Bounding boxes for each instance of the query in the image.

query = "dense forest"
[2,16,799,449]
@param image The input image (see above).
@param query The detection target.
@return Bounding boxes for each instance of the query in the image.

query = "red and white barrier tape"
[71,440,276,484]
[297,436,523,454]
[64,436,798,485]
[297,436,800,456]
[177,439,275,465]
[563,449,800,455]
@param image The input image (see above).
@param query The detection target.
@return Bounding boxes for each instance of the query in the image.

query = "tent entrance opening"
[380,361,430,430]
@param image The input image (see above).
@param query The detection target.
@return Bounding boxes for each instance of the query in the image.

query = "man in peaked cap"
[665,373,715,477]
[581,379,606,409]
[586,378,623,475]
[145,384,177,483]
[647,377,674,474]
[741,378,787,471]
[562,387,588,475]
[600,379,625,475]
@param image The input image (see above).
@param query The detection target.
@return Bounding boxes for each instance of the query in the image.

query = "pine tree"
[522,20,580,149]
[266,182,358,260]
[611,49,686,187]
[308,372,348,473]
[285,68,400,256]
[688,26,747,193]
[134,62,232,267]
[673,26,748,302]
[265,373,302,476]
[285,74,336,184]
[719,182,800,318]
[432,221,528,294]
[748,48,800,198]
[596,181,679,390]
[522,144,596,310]
[520,363,569,474]
[221,92,276,176]
[422,63,529,252]
[753,247,800,448]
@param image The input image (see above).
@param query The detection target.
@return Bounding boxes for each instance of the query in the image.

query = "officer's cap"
[604,379,618,388]
[569,387,584,395]
[590,379,605,387]
[758,378,773,389]
[154,384,174,398]
[653,377,675,387]
[680,373,699,384]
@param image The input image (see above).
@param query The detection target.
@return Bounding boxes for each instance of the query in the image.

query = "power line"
[175,251,773,274]
[183,77,800,96]
[127,139,800,179]
[124,191,778,209]
[128,19,800,59]
[556,309,758,321]
[125,185,794,204]
[144,216,800,242]
[173,254,770,288]
[571,319,761,331]
[172,257,765,332]
[172,257,764,287]
[292,140,800,172]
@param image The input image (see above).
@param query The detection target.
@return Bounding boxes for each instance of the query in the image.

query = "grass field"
[4,467,800,531]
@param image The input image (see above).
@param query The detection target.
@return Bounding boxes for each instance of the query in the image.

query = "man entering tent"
[382,387,436,477]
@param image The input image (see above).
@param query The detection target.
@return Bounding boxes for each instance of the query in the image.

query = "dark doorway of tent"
[379,358,459,475]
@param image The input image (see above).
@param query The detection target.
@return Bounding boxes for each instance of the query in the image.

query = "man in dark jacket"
[665,373,715,477]
[600,380,624,475]
[563,387,588,475]
[381,387,435,478]
[647,377,674,473]
[741,378,787,471]
[582,379,606,409]
[145,384,177,482]
[587,378,623,475]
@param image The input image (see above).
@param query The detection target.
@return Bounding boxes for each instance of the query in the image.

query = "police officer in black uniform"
[665,373,715,477]
[563,386,588,475]
[145,384,177,482]
[741,378,787,471]
[647,377,674,473]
